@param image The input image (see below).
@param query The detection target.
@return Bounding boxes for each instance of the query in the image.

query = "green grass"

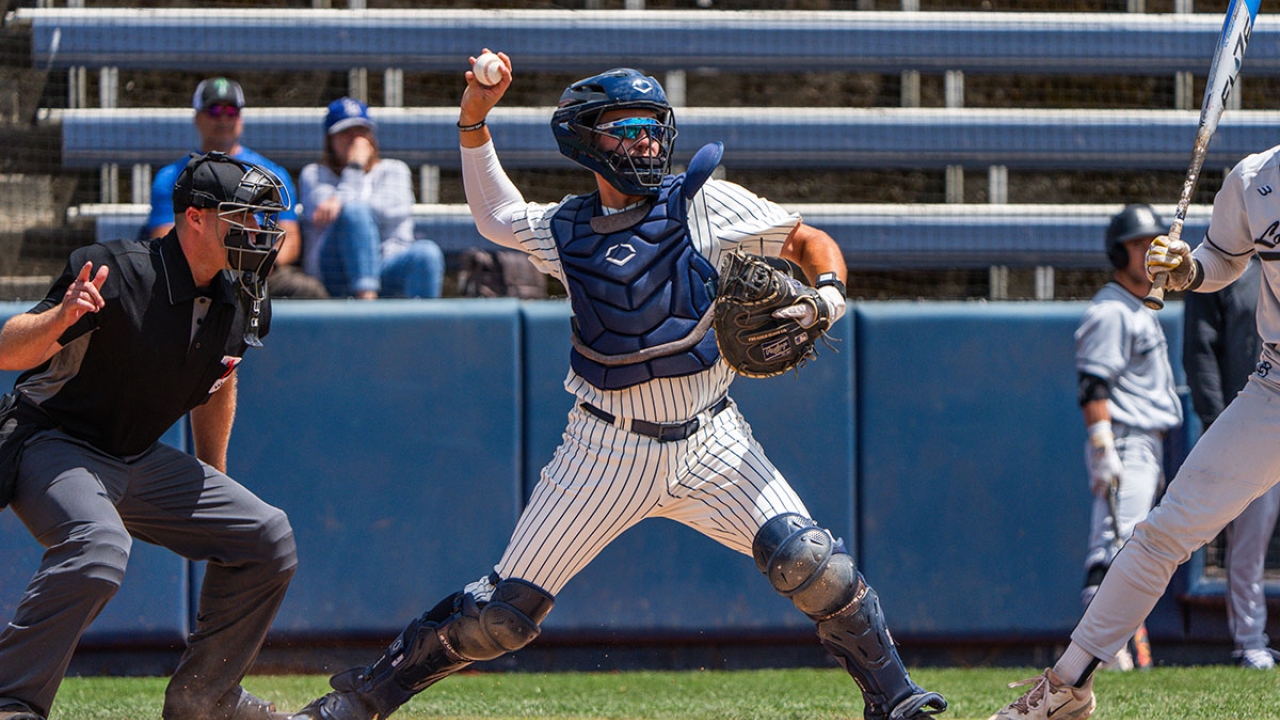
[53,666,1280,720]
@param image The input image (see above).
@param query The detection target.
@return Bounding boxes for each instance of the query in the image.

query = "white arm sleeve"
[1192,242,1251,293]
[461,141,527,250]
[1192,164,1254,293]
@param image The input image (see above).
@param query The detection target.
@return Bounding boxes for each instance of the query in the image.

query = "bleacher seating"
[17,8,1280,76]
[79,202,1212,269]
[13,6,1258,282]
[57,106,1280,171]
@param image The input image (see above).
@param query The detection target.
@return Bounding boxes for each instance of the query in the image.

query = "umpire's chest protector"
[551,174,720,391]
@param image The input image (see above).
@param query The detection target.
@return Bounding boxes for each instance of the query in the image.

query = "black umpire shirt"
[13,232,271,458]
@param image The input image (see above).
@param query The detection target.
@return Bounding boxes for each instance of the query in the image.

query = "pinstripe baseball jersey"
[512,179,800,423]
[460,140,814,596]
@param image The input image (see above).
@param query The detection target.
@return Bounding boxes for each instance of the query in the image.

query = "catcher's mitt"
[713,250,833,378]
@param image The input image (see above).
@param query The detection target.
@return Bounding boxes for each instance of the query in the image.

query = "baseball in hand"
[473,52,503,87]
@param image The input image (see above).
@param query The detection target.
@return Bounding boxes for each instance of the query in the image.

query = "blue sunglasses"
[594,117,667,142]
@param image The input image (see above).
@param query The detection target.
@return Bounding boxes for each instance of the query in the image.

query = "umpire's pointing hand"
[60,261,109,326]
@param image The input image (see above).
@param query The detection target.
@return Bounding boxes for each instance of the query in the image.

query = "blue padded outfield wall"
[0,299,1214,651]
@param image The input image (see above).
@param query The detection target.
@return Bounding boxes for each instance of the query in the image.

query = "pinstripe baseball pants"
[495,400,811,596]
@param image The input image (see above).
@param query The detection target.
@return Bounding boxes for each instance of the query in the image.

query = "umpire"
[0,152,297,720]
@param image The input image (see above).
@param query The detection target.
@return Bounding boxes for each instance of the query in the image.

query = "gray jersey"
[1075,282,1182,432]
[1192,144,1280,346]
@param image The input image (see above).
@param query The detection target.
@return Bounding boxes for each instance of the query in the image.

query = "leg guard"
[295,578,555,720]
[753,514,946,720]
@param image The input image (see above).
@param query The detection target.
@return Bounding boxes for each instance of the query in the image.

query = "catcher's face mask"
[588,113,675,196]
[550,68,677,197]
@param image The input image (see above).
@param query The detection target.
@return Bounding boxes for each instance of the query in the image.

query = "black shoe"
[288,692,378,720]
[0,703,45,720]
[888,691,948,719]
[228,691,291,720]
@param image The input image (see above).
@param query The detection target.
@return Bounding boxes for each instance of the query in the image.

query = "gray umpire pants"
[0,429,297,720]
[1225,482,1280,651]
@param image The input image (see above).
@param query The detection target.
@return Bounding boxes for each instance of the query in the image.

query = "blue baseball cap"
[325,97,376,135]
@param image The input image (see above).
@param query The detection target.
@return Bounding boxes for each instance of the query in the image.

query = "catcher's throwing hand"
[714,250,840,378]
[771,285,846,329]
[1145,234,1196,290]
[60,261,109,326]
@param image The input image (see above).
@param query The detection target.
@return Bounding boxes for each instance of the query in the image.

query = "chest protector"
[552,145,724,390]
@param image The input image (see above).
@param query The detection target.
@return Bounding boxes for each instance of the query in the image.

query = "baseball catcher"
[290,59,945,720]
[715,250,839,378]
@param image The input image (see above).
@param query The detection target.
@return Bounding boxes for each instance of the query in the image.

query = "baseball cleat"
[230,693,292,720]
[0,702,44,720]
[1100,645,1133,672]
[1238,648,1279,670]
[887,690,947,719]
[227,691,292,720]
[986,668,1094,720]
[288,691,378,720]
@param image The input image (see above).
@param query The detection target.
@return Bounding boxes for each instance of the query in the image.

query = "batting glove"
[1085,420,1123,498]
[1145,234,1196,290]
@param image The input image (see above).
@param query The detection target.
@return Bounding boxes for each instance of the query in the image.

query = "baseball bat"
[1145,0,1262,310]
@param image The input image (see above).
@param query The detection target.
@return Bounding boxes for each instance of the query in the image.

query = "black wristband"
[345,161,363,172]
[815,272,846,296]
[1187,259,1205,291]
[457,118,487,132]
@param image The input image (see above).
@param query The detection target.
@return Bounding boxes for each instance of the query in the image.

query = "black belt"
[579,397,730,442]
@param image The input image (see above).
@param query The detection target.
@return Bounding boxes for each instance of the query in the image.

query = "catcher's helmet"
[174,151,287,298]
[1105,203,1165,270]
[551,68,677,197]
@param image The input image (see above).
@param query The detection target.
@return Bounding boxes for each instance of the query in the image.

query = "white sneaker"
[987,668,1096,720]
[1240,648,1278,670]
[1100,645,1133,672]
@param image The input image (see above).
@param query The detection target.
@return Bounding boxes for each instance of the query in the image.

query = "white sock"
[1054,643,1097,687]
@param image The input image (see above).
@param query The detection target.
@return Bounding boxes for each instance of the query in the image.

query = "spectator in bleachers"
[1183,256,1280,670]
[298,98,444,299]
[149,77,328,299]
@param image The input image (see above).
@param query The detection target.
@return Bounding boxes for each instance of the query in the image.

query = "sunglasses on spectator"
[204,105,241,118]
[594,117,666,142]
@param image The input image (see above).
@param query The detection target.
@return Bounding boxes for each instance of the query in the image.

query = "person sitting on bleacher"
[299,98,444,300]
[148,77,328,299]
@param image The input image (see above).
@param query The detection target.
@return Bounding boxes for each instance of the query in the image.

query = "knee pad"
[445,578,556,661]
[752,513,858,620]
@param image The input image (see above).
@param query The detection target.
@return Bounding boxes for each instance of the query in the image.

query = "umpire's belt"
[579,397,730,442]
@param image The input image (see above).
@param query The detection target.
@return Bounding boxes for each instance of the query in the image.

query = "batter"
[990,146,1280,719]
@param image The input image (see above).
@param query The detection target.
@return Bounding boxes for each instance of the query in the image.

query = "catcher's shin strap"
[579,396,730,442]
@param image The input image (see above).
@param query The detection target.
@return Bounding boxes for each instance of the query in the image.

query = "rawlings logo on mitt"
[713,250,834,378]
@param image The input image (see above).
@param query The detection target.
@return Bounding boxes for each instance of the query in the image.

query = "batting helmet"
[1105,203,1166,270]
[551,68,677,197]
